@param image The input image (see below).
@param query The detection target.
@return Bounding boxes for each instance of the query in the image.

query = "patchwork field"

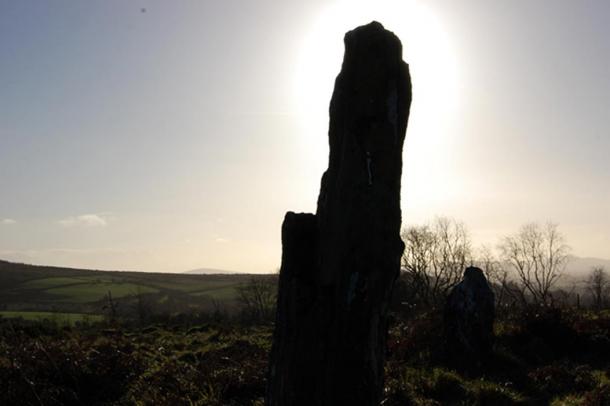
[0,260,261,320]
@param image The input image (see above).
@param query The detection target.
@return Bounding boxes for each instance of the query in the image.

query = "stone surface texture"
[267,21,412,406]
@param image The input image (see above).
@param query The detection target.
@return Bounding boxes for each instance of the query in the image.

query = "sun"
[293,0,461,211]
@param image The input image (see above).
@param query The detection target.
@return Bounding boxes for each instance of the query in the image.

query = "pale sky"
[1,0,609,272]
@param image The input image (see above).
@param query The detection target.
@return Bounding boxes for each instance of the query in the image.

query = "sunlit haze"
[1,0,609,272]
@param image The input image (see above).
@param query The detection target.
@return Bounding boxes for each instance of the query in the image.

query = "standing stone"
[267,21,411,406]
[444,267,495,365]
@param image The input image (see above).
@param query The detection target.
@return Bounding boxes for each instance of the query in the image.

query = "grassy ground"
[0,320,272,406]
[0,311,104,325]
[0,308,608,405]
[2,260,608,404]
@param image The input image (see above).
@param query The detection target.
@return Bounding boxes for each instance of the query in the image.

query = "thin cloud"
[58,214,108,228]
[215,237,230,244]
[1,218,16,225]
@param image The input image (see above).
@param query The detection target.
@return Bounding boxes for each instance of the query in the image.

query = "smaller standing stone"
[444,267,495,366]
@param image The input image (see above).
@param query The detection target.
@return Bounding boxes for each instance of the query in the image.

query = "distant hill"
[491,256,610,289]
[558,256,610,287]
[565,256,610,277]
[0,259,255,318]
[1,255,607,319]
[184,267,237,275]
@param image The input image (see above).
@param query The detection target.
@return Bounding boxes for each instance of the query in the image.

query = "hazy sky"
[1,0,609,272]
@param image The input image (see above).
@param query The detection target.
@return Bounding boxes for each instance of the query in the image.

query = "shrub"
[529,363,596,397]
[471,381,523,406]
[581,385,610,406]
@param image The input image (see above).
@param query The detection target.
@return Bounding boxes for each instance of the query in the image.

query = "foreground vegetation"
[1,306,609,405]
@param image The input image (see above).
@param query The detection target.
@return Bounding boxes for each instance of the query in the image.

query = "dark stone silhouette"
[444,267,495,365]
[267,21,411,406]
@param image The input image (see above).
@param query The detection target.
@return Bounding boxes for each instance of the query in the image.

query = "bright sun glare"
[294,0,460,211]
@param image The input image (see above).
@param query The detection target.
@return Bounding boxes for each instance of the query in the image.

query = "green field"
[0,259,264,318]
[19,275,161,302]
[190,285,239,300]
[22,276,91,289]
[45,282,159,303]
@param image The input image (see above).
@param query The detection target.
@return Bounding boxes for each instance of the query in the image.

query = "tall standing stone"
[267,21,412,405]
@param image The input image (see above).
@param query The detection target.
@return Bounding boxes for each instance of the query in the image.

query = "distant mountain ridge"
[2,255,608,279]
[184,267,237,275]
[563,256,610,279]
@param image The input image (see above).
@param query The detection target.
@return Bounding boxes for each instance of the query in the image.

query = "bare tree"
[131,287,151,324]
[552,284,577,309]
[102,290,119,322]
[477,245,503,285]
[587,267,609,311]
[237,275,277,322]
[401,224,436,305]
[499,222,570,306]
[401,217,472,306]
[475,245,533,313]
[477,246,509,304]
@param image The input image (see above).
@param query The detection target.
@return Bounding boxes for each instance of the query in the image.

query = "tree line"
[398,217,609,313]
[236,217,609,324]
